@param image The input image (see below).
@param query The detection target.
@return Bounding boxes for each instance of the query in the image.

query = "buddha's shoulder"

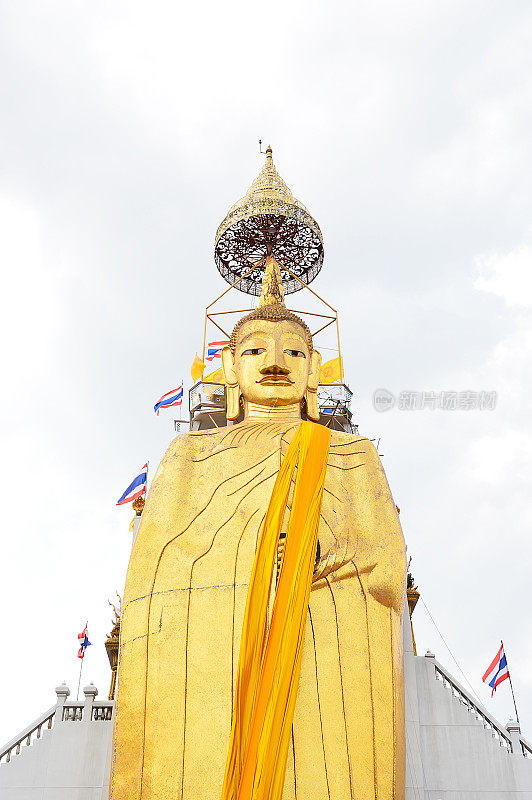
[161,426,381,463]
[329,429,375,450]
[161,428,229,461]
[328,430,381,465]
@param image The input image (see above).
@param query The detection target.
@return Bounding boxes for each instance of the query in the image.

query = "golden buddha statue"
[110,153,406,800]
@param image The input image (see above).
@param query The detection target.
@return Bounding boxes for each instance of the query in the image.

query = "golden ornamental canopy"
[214,146,324,296]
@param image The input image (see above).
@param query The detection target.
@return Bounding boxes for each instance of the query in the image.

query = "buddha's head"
[221,257,322,420]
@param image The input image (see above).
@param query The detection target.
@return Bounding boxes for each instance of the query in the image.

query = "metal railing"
[430,657,518,754]
[92,703,113,721]
[520,737,532,759]
[0,699,114,765]
[62,704,83,721]
[61,700,113,723]
[0,707,55,764]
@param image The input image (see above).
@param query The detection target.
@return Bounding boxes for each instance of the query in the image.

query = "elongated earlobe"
[305,388,320,421]
[226,384,241,420]
[305,350,322,421]
[221,347,241,421]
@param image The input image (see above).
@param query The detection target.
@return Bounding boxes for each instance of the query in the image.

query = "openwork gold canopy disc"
[214,145,324,296]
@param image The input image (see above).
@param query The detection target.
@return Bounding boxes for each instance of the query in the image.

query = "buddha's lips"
[257,376,294,385]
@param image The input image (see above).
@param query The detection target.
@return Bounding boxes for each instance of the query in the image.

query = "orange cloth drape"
[221,421,331,800]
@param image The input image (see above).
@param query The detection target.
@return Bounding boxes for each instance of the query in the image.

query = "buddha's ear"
[308,350,322,392]
[305,350,322,422]
[221,346,236,385]
[221,346,240,421]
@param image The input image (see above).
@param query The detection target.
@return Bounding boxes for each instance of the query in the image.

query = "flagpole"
[503,640,520,724]
[76,658,84,702]
[76,620,88,701]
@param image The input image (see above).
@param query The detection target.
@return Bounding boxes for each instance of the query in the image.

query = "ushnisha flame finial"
[215,145,324,296]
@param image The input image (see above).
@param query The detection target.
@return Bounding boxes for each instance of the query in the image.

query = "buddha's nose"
[260,362,290,376]
[260,350,290,376]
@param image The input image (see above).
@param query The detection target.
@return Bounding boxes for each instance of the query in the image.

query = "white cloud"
[475,243,532,307]
[458,429,532,488]
[1,0,532,749]
[0,195,61,385]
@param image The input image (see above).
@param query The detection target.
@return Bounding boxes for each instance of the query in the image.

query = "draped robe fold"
[110,421,406,800]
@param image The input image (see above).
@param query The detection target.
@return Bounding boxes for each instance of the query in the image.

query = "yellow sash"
[221,421,331,800]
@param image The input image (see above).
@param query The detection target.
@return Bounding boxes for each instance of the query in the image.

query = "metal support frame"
[201,258,344,382]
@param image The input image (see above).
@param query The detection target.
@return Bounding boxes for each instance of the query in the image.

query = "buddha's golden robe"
[111,421,406,800]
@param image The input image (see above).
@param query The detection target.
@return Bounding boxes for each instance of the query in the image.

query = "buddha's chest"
[184,432,352,573]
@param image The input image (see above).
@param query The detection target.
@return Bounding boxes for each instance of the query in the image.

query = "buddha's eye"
[242,347,266,356]
[284,349,306,358]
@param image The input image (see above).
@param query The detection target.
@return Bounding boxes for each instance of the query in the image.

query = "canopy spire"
[214,145,324,296]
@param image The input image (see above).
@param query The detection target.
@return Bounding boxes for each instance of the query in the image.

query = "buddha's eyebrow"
[239,331,306,345]
[239,331,268,343]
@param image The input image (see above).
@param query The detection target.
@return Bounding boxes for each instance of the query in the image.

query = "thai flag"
[116,463,148,506]
[154,383,183,415]
[206,340,230,361]
[482,643,510,696]
[77,624,92,659]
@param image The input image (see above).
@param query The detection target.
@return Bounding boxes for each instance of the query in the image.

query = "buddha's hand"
[338,436,406,613]
[367,555,406,614]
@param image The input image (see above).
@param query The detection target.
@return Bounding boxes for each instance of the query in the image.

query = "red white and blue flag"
[116,463,148,506]
[482,643,509,696]
[154,383,183,415]
[206,340,230,361]
[77,624,92,660]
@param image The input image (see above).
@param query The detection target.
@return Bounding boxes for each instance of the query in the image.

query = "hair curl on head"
[230,303,313,354]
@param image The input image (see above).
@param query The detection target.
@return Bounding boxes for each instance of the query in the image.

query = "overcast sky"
[1,0,531,746]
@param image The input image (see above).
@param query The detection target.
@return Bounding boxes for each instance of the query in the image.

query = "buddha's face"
[222,319,321,408]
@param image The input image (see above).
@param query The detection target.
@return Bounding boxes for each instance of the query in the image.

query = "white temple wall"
[411,652,532,799]
[404,606,426,797]
[2,622,532,799]
[0,685,112,800]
